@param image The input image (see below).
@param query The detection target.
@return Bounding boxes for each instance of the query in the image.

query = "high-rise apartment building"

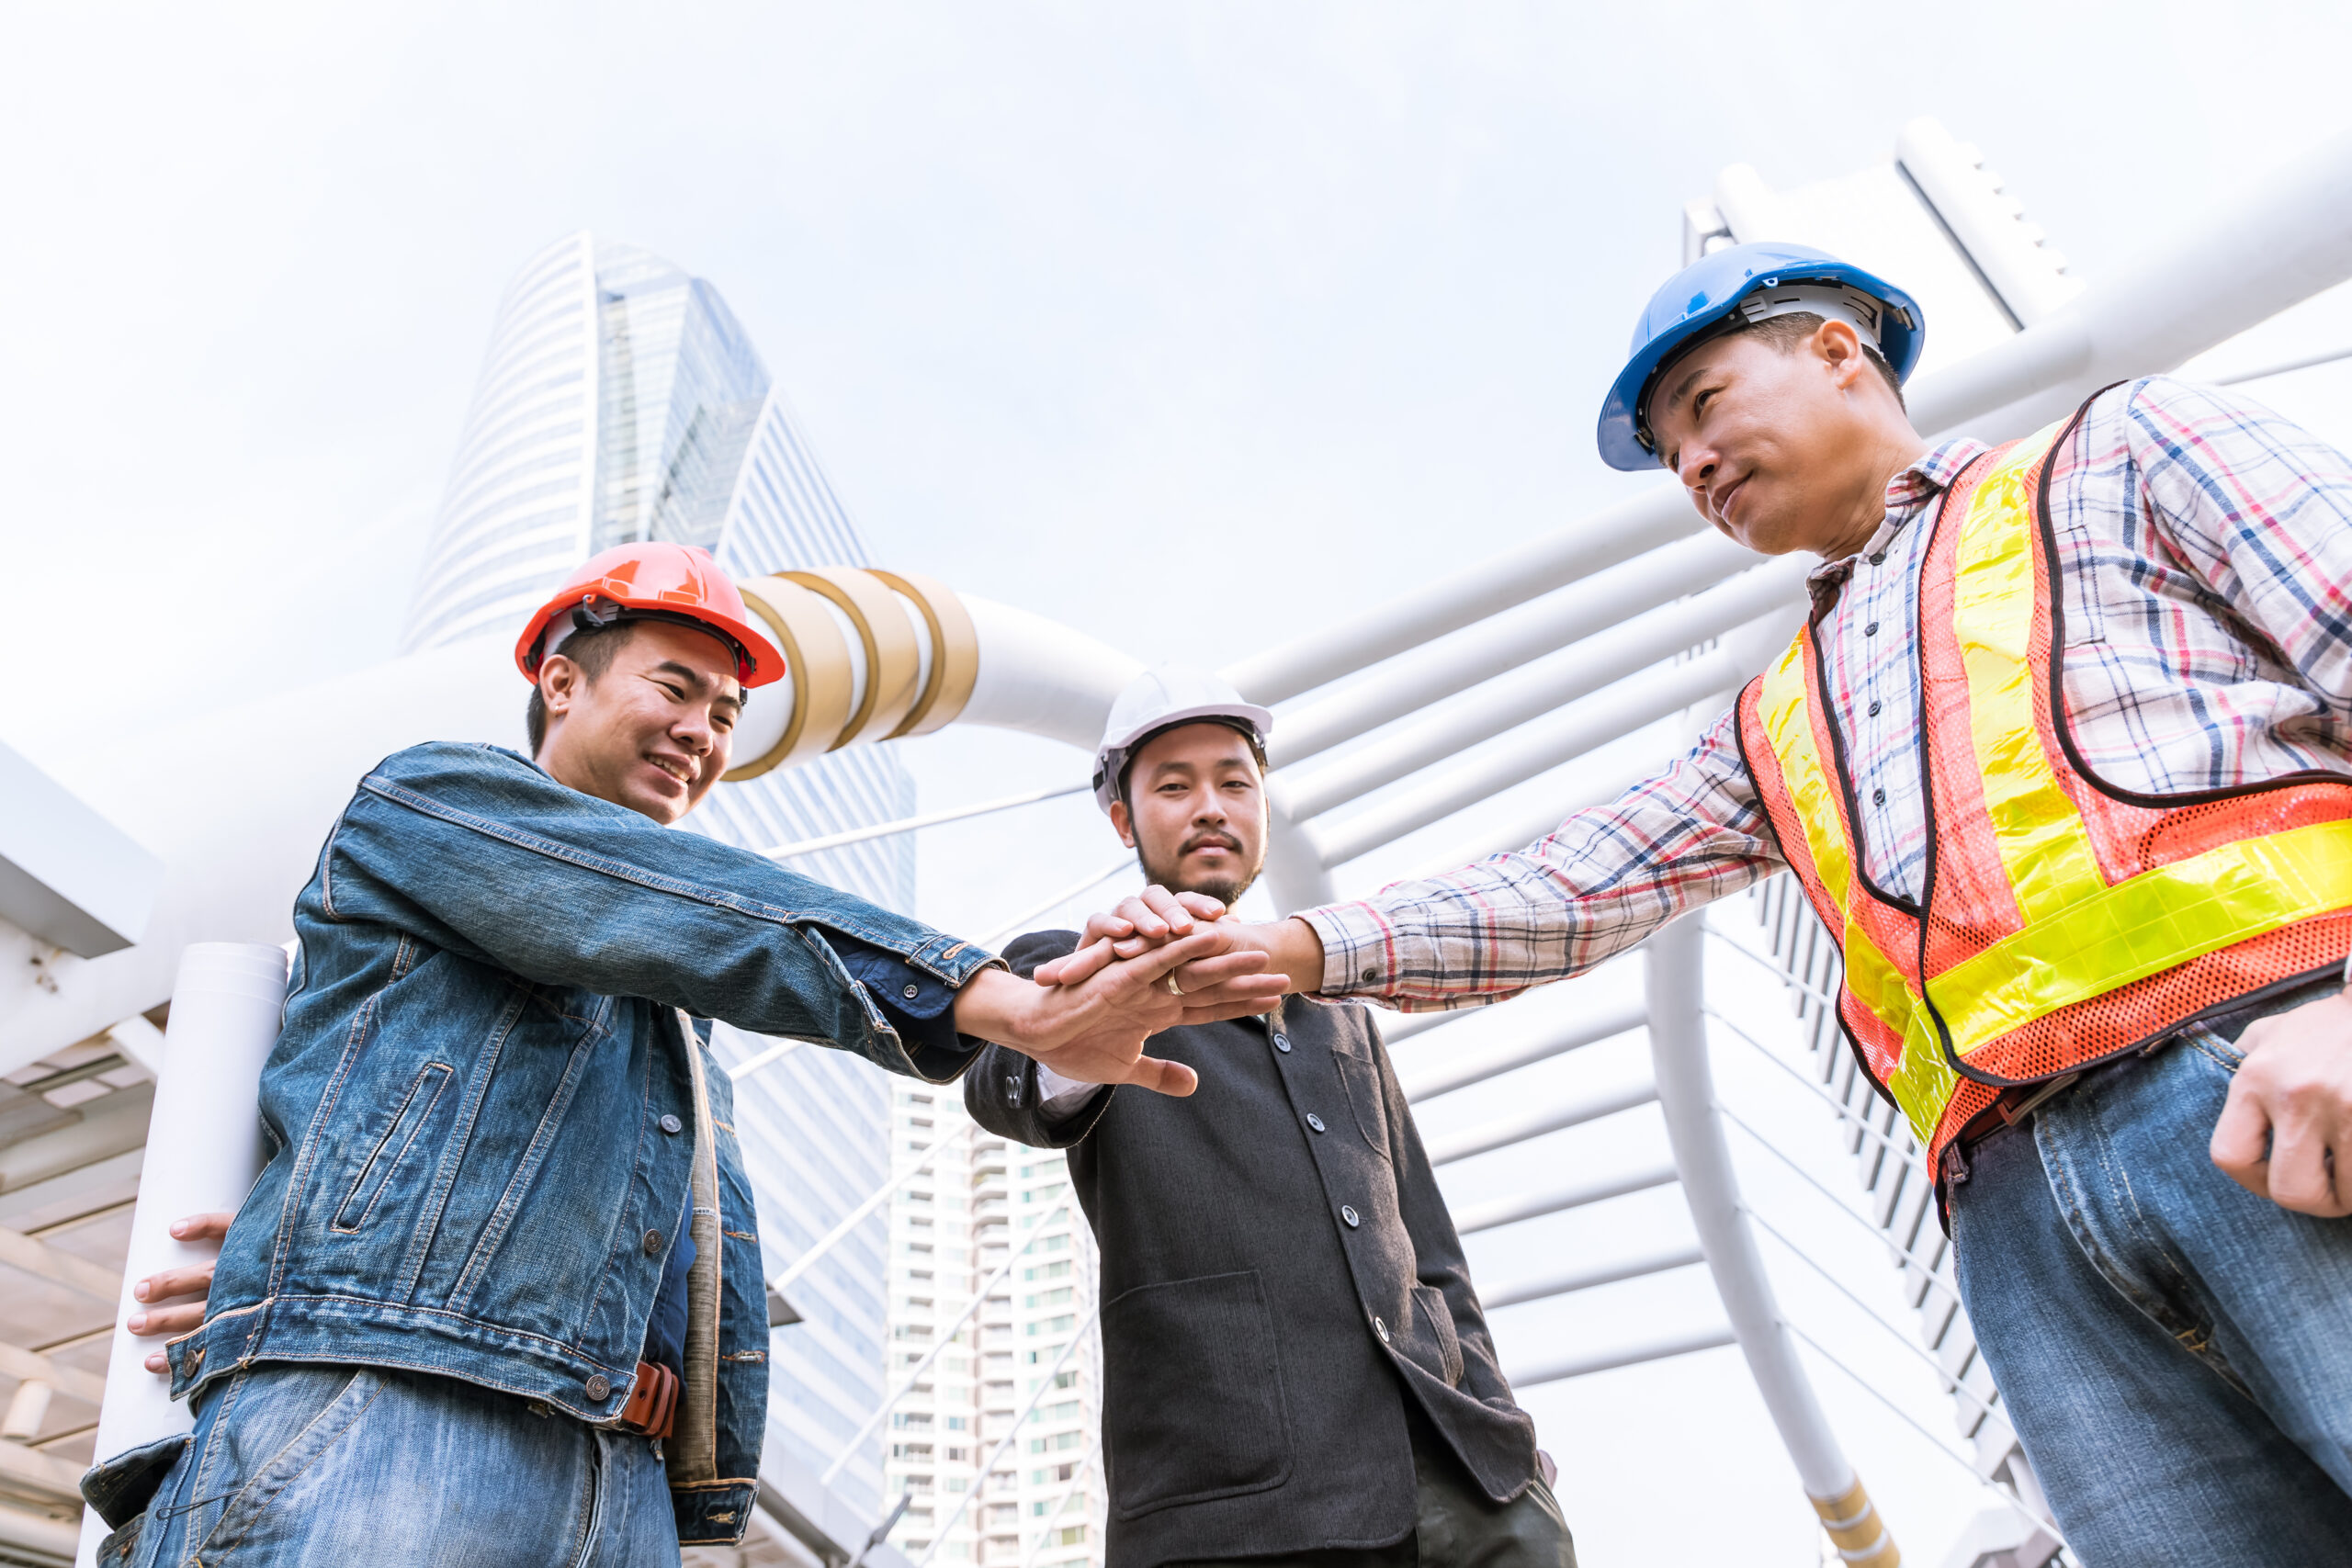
[881,1087,1105,1568]
[399,232,921,1514]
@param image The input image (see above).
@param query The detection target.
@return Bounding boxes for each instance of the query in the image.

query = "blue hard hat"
[1596,241,1925,471]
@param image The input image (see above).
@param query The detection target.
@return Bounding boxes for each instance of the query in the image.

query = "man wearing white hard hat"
[966,666,1575,1568]
[1062,244,2352,1564]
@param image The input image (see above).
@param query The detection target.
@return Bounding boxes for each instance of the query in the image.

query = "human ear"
[1109,800,1138,850]
[540,657,580,716]
[1815,319,1867,390]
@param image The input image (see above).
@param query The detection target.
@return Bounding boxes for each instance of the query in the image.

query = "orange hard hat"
[514,542,786,687]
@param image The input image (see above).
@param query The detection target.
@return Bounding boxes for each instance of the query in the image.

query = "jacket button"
[1272,1034,1292,1054]
[1340,1205,1360,1228]
[902,983,921,999]
[584,1373,611,1401]
[1374,1315,1389,1343]
[659,1114,683,1134]
[1306,1113,1327,1133]
[642,1229,664,1257]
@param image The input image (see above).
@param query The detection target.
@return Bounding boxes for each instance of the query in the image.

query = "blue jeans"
[104,1364,680,1567]
[1952,994,2352,1568]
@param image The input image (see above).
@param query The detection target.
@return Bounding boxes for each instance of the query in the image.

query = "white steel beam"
[1480,1243,1707,1311]
[1306,643,1751,869]
[1452,1162,1679,1235]
[1507,1325,1737,1389]
[1424,1079,1658,1168]
[1646,917,1855,1502]
[1398,1000,1646,1103]
[1267,531,1756,768]
[1278,559,1808,819]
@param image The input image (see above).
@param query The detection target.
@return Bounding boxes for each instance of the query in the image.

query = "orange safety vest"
[1735,398,2352,1180]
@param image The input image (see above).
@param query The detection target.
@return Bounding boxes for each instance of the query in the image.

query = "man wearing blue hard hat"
[1069,241,2352,1565]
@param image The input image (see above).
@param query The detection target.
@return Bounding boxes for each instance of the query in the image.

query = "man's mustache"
[1182,832,1243,855]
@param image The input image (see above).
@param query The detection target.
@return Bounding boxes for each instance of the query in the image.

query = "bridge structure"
[5,120,2352,1568]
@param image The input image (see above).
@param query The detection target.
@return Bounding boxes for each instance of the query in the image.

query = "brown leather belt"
[615,1360,678,1440]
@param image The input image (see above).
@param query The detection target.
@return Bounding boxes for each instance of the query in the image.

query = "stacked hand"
[953,904,1286,1098]
[1032,887,1324,995]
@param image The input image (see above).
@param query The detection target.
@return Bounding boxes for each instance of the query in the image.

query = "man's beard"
[1137,835,1261,909]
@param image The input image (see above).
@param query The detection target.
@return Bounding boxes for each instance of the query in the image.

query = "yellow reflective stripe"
[1760,637,1855,917]
[1928,818,2352,1053]
[1761,633,1954,1143]
[1949,422,2106,924]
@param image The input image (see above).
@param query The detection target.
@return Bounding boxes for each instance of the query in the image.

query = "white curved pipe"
[956,595,1144,751]
[77,942,288,1568]
[1645,916,1855,1500]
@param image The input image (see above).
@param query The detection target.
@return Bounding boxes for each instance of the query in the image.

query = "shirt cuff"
[829,935,984,1077]
[1299,902,1396,997]
[1034,1063,1108,1122]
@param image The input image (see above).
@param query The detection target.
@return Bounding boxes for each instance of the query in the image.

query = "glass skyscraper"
[399,231,914,1513]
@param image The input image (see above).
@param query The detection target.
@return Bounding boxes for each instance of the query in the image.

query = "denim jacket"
[149,742,997,1544]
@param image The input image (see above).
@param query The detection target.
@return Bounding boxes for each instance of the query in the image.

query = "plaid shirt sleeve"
[1299,704,1782,1009]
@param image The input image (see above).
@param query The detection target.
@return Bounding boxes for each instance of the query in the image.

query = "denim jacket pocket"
[331,1063,453,1232]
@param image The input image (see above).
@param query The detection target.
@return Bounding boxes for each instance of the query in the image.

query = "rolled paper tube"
[76,942,288,1566]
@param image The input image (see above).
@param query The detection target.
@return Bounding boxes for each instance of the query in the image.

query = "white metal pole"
[75,942,288,1568]
[1644,917,1897,1567]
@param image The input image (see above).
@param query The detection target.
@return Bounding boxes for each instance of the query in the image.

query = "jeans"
[1165,1404,1576,1568]
[104,1364,679,1568]
[1951,992,2352,1568]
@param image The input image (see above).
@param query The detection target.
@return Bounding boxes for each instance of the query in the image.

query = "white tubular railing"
[1267,530,1756,768]
[1451,1163,1680,1236]
[1396,1000,1645,1102]
[1278,558,1808,819]
[1645,917,1896,1566]
[1303,641,1753,869]
[820,1203,1070,1487]
[1508,1325,1738,1389]
[1480,1243,1708,1312]
[770,1122,977,1298]
[1423,1078,1659,1168]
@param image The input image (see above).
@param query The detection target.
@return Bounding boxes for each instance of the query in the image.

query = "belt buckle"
[615,1360,678,1440]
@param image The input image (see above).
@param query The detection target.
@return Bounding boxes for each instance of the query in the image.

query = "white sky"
[8,5,2352,1563]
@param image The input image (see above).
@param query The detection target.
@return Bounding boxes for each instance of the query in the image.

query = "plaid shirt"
[1304,377,2352,1007]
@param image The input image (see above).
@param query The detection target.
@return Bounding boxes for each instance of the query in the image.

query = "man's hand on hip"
[2211,987,2352,1217]
[952,929,1285,1096]
[127,1212,233,1372]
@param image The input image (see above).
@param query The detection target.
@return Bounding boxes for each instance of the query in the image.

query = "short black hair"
[1728,310,1905,406]
[525,619,638,754]
[1115,718,1270,807]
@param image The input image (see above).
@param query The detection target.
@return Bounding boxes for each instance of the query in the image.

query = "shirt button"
[642,1229,664,1257]
[584,1373,612,1401]
[1868,701,1882,717]
[1872,788,1887,806]
[1864,621,1880,637]
[1374,1315,1390,1343]
[1340,1205,1360,1228]
[1273,1034,1292,1054]
[1361,967,1377,982]
[659,1114,683,1135]
[902,983,921,999]
[1306,1113,1327,1133]
[1869,551,1886,566]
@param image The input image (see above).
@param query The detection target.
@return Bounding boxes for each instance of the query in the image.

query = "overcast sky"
[8,6,2352,1563]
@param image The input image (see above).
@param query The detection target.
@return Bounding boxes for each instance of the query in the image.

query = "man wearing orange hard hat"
[86,540,1286,1567]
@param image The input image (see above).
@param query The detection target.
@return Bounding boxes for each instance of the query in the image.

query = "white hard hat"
[1091,666,1274,814]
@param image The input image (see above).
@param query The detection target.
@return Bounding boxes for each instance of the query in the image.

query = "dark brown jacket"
[965,931,1538,1568]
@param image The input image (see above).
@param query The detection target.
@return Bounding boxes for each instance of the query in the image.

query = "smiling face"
[1108,721,1269,908]
[533,619,742,823]
[1643,318,1924,562]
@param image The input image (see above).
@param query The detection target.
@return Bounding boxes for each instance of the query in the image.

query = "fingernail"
[128,1314,147,1332]
[146,1355,165,1372]
[133,1281,150,1301]
[169,1221,187,1236]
